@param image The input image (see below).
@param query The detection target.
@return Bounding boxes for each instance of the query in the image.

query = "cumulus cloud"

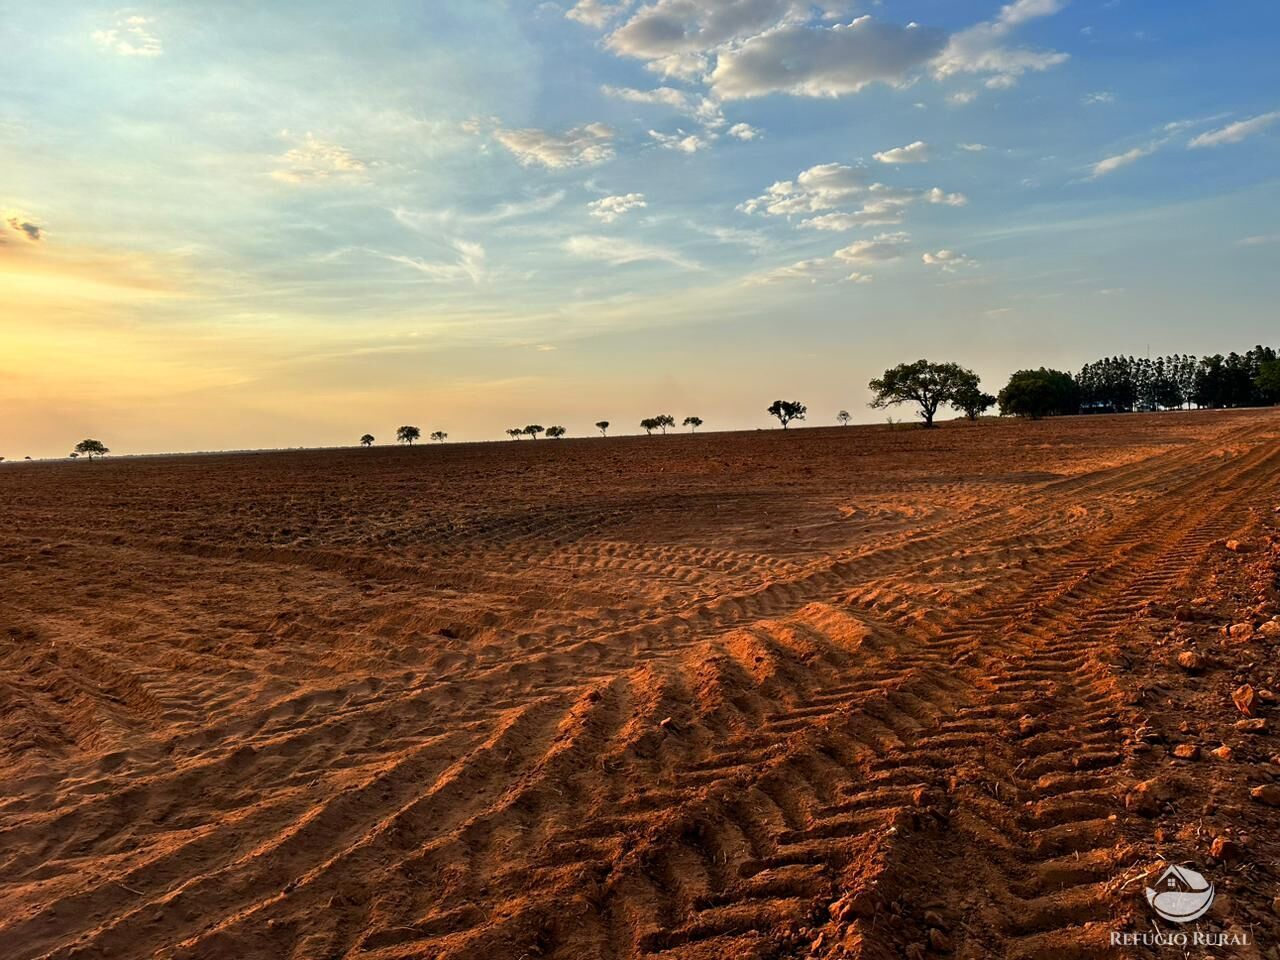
[1188,112,1278,148]
[874,140,929,164]
[934,0,1068,88]
[271,133,367,184]
[564,235,701,269]
[834,232,909,263]
[589,193,648,222]
[709,17,948,99]
[728,122,761,140]
[566,0,627,28]
[491,122,616,168]
[386,240,487,284]
[921,249,976,271]
[740,163,868,215]
[649,128,711,152]
[743,166,965,230]
[93,14,162,57]
[5,216,44,242]
[1089,145,1152,178]
[607,0,804,61]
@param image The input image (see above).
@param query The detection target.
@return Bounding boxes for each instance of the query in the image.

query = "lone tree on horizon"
[430,431,448,443]
[360,434,375,447]
[868,359,975,428]
[683,416,703,433]
[640,417,659,435]
[767,400,806,429]
[523,425,544,439]
[595,421,609,436]
[397,425,421,445]
[506,428,522,439]
[74,439,109,460]
[837,410,852,426]
[546,426,566,439]
[655,414,675,435]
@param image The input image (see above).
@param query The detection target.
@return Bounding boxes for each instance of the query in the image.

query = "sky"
[2,0,1278,457]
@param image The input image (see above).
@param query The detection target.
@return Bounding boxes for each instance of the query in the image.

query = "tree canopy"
[836,410,851,426]
[430,431,447,443]
[360,434,375,447]
[868,360,975,427]
[545,426,566,438]
[523,425,544,439]
[998,368,1080,419]
[595,421,609,436]
[683,416,703,432]
[74,439,109,460]
[396,425,420,445]
[767,400,806,429]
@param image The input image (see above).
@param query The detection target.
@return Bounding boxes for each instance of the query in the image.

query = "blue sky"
[2,1,1278,455]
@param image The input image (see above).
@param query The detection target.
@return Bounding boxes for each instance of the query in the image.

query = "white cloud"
[93,14,162,57]
[746,257,831,285]
[566,0,626,28]
[845,271,873,284]
[744,165,965,230]
[934,0,1068,88]
[607,0,803,61]
[271,134,367,184]
[1083,91,1115,105]
[1237,234,1280,247]
[602,84,695,111]
[1089,145,1151,178]
[958,142,987,151]
[921,249,976,271]
[874,140,929,164]
[948,91,977,105]
[387,240,487,284]
[588,193,647,222]
[728,122,761,140]
[709,17,948,100]
[834,232,909,263]
[492,122,616,168]
[649,128,711,152]
[1188,112,1279,149]
[740,163,868,215]
[393,192,565,229]
[564,235,701,269]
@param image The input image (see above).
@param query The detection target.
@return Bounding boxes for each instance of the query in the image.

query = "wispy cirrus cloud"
[488,122,616,169]
[1188,112,1278,148]
[564,235,700,269]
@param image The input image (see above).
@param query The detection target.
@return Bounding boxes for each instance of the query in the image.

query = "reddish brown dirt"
[3,410,1280,960]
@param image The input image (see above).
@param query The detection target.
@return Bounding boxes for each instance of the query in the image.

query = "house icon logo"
[1145,864,1215,923]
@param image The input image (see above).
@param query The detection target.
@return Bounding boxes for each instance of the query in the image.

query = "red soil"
[3,410,1280,959]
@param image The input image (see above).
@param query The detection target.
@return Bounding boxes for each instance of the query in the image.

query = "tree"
[506,428,522,440]
[952,380,997,421]
[74,439,109,460]
[1255,359,1280,404]
[998,368,1080,419]
[868,360,975,428]
[69,452,79,459]
[639,417,659,435]
[836,410,852,426]
[546,426,566,439]
[683,416,703,432]
[767,400,806,429]
[655,414,675,435]
[396,425,421,445]
[523,425,544,439]
[595,421,609,436]
[430,431,448,443]
[360,434,375,447]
